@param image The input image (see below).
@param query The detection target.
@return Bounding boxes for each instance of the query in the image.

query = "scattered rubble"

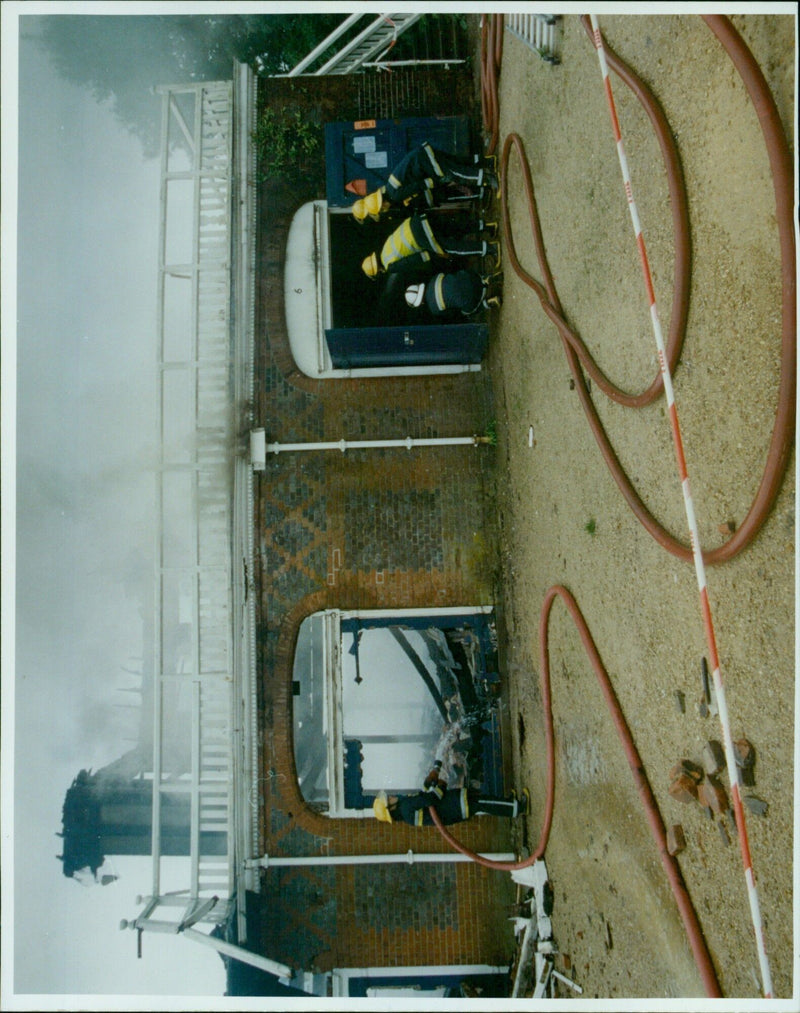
[734,738,756,787]
[698,775,729,814]
[744,796,769,817]
[701,657,711,704]
[702,740,726,777]
[669,773,700,804]
[667,824,686,855]
[510,860,583,998]
[670,759,704,783]
[671,679,766,856]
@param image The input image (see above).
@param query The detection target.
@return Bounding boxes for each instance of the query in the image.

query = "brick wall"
[251,65,515,978]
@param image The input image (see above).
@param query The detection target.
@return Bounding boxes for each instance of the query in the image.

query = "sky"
[2,3,232,1005]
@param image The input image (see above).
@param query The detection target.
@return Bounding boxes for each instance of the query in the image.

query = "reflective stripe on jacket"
[431,273,448,313]
[380,215,444,271]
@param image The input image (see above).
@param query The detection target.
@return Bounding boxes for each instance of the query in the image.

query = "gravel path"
[485,13,795,1000]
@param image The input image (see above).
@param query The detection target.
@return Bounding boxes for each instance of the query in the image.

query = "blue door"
[325,322,488,368]
[325,115,472,207]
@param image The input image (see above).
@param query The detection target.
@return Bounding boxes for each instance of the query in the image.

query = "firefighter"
[405,269,503,316]
[361,213,499,281]
[351,142,498,222]
[372,766,528,828]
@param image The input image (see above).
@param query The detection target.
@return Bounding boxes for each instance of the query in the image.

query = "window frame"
[295,605,494,818]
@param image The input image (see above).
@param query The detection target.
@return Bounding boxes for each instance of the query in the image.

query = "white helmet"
[405,283,425,308]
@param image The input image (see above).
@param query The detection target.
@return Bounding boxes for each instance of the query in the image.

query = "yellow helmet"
[365,189,384,219]
[352,189,384,223]
[361,252,380,279]
[373,791,393,823]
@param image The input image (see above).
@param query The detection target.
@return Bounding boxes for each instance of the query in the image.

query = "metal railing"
[124,68,263,968]
[149,77,236,928]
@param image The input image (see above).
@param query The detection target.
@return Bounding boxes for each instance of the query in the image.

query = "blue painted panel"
[325,115,472,207]
[325,322,487,368]
[341,613,487,634]
[343,739,366,809]
[480,710,504,797]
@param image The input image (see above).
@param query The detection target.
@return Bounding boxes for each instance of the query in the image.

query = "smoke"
[14,36,161,787]
[9,17,232,997]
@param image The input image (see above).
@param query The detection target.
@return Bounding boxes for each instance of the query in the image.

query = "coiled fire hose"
[432,12,795,999]
[432,584,722,997]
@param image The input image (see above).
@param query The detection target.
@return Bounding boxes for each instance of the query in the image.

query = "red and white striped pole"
[588,14,773,998]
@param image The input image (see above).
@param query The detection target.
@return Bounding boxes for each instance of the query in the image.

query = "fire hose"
[492,13,796,566]
[432,12,795,999]
[432,584,721,998]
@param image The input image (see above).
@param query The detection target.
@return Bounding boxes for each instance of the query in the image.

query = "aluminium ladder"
[284,13,424,76]
[505,14,562,66]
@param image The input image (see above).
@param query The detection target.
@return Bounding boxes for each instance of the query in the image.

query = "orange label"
[353,119,376,130]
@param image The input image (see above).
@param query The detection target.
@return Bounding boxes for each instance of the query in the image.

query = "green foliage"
[252,107,320,184]
[584,517,597,536]
[484,420,498,446]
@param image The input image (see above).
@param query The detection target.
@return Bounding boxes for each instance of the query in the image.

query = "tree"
[31,14,344,158]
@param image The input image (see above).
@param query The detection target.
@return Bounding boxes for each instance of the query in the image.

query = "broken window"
[292,608,502,817]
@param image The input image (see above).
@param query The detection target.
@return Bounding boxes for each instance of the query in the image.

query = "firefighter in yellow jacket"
[351,142,498,221]
[361,213,499,281]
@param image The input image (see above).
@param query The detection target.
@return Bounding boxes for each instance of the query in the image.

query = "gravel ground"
[484,13,795,1001]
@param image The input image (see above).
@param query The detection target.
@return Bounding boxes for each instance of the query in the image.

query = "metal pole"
[248,850,516,869]
[251,429,490,468]
[267,435,484,455]
[364,59,466,68]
